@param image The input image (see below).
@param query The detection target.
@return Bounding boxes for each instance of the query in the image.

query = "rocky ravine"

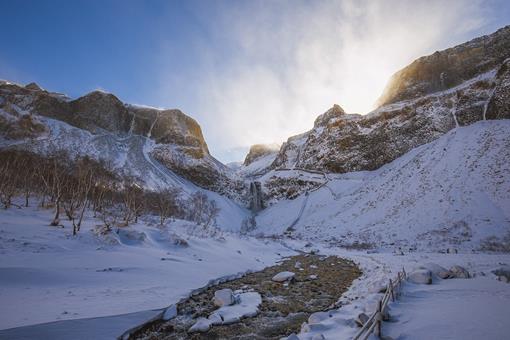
[269,25,510,174]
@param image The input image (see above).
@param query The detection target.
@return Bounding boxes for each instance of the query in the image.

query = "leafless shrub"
[0,149,221,234]
[186,192,220,228]
[146,187,182,226]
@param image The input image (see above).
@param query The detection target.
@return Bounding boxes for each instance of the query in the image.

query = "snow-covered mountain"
[0,82,243,198]
[255,120,510,251]
[238,143,280,177]
[0,81,250,231]
[1,26,509,248]
[269,25,510,173]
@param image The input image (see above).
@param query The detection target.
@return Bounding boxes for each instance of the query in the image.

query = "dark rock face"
[68,91,132,133]
[487,60,510,120]
[271,26,510,173]
[244,143,280,166]
[377,25,510,107]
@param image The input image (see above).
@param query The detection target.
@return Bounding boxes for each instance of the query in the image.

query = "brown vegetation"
[0,148,220,234]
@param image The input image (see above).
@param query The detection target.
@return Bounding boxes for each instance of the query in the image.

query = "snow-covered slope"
[0,81,244,201]
[255,120,510,251]
[0,114,250,231]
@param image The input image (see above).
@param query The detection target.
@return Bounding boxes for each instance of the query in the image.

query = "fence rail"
[352,267,407,340]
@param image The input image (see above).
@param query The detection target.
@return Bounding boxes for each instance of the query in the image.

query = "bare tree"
[0,150,21,209]
[186,191,220,228]
[147,187,182,226]
[121,180,145,225]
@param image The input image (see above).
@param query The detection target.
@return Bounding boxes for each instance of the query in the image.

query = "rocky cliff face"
[377,26,510,107]
[270,26,510,173]
[0,81,238,197]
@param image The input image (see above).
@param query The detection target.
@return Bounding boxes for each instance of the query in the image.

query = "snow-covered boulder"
[207,313,223,325]
[355,313,369,327]
[309,274,318,280]
[308,311,331,324]
[418,263,450,279]
[493,266,510,282]
[189,317,212,333]
[408,269,432,284]
[449,265,470,279]
[213,288,235,307]
[286,334,300,340]
[162,304,177,321]
[272,271,295,282]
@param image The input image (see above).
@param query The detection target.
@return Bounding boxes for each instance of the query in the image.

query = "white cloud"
[157,0,494,162]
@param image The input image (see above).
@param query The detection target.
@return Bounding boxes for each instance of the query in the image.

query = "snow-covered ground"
[1,205,509,339]
[0,204,293,333]
[278,240,510,339]
[384,277,510,340]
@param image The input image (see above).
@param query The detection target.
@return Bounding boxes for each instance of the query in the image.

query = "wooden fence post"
[377,300,382,337]
[389,278,395,302]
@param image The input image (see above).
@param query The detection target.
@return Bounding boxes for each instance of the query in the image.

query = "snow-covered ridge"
[255,120,510,251]
[0,80,242,200]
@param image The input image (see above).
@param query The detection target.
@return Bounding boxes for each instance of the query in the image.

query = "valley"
[1,24,510,340]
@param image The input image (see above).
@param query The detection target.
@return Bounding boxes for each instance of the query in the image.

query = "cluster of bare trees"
[0,149,220,234]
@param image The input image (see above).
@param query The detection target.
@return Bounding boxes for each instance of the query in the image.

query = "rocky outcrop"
[377,25,510,106]
[270,26,510,173]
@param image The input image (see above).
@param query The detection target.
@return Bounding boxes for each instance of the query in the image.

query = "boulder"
[162,304,177,321]
[208,313,223,325]
[272,271,296,282]
[492,266,510,282]
[213,288,235,307]
[418,263,451,279]
[449,265,470,279]
[355,312,370,327]
[308,311,331,324]
[407,269,432,284]
[189,317,212,333]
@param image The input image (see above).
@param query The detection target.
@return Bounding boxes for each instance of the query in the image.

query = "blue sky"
[1,0,509,162]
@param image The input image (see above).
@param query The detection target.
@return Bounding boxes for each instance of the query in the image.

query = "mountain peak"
[313,104,345,127]
[25,82,43,91]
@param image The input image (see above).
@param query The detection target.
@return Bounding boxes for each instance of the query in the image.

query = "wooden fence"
[352,267,407,340]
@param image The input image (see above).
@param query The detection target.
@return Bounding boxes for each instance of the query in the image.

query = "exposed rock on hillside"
[0,81,238,197]
[270,26,510,173]
[377,25,510,106]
